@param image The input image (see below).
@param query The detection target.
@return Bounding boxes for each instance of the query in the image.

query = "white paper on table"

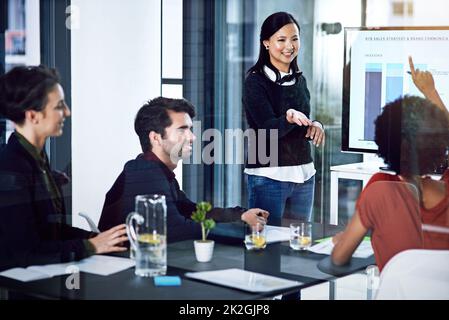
[0,268,53,282]
[185,268,302,293]
[0,255,135,282]
[27,262,72,277]
[351,241,374,258]
[76,255,135,276]
[307,238,374,258]
[265,225,291,243]
[0,262,73,282]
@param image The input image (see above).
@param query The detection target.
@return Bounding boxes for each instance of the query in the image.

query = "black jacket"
[98,152,246,242]
[243,71,313,168]
[0,134,92,271]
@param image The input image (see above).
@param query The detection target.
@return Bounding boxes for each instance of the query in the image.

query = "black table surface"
[0,224,374,300]
[0,265,296,300]
[317,255,376,277]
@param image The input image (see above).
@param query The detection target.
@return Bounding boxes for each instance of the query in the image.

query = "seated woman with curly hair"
[331,59,449,271]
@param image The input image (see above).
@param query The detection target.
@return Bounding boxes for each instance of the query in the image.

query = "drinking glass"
[289,222,312,250]
[244,222,267,250]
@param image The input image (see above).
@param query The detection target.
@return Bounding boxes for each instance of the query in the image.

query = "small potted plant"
[191,201,216,262]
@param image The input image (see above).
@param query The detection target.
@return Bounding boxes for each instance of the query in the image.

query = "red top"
[356,171,449,271]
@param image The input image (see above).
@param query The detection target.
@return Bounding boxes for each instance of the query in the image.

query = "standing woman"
[0,66,127,271]
[244,12,325,224]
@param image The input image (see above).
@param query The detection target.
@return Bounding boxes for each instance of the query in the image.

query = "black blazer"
[98,153,246,243]
[99,154,202,243]
[0,134,92,271]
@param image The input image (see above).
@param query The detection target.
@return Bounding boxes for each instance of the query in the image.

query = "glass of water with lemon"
[290,222,312,250]
[244,222,267,250]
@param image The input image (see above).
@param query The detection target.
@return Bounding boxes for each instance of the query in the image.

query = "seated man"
[98,97,268,242]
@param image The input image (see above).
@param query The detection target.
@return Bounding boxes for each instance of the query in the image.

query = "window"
[1,0,40,145]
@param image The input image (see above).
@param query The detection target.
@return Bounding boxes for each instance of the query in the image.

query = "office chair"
[375,249,449,300]
[78,212,100,233]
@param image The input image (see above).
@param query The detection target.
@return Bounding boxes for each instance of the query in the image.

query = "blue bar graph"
[364,64,382,141]
[386,63,403,103]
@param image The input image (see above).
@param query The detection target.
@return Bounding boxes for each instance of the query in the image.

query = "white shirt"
[244,66,316,183]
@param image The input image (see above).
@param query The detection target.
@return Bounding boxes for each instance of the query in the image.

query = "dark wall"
[40,0,73,218]
[0,0,7,144]
[0,0,5,75]
[183,0,214,203]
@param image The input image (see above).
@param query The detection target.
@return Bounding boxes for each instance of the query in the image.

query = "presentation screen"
[342,27,449,153]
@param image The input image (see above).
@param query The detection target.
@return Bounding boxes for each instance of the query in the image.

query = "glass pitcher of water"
[126,194,167,277]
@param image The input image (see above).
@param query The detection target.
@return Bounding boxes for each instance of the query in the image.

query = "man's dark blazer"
[98,152,246,243]
[0,134,92,271]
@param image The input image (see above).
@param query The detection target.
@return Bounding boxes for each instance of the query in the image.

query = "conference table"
[0,223,375,300]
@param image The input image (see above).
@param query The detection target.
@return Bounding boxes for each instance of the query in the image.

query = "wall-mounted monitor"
[342,26,449,153]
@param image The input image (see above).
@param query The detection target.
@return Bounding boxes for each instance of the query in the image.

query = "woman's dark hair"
[0,65,60,124]
[134,96,196,152]
[375,95,449,175]
[247,11,301,82]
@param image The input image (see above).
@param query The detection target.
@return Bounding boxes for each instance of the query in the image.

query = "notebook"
[185,268,302,293]
[265,225,291,243]
[0,255,135,282]
[307,238,374,258]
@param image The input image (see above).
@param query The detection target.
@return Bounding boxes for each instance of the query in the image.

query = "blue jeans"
[247,174,315,225]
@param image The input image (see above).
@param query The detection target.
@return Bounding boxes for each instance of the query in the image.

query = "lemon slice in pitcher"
[138,233,161,245]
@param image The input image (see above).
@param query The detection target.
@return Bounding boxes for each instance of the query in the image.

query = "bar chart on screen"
[344,27,449,152]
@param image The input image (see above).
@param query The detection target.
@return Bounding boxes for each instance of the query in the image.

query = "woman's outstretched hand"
[409,56,436,96]
[409,56,447,114]
[286,109,313,126]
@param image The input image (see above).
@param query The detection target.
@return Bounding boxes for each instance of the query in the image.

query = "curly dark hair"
[375,95,449,175]
[134,97,195,152]
[0,65,60,124]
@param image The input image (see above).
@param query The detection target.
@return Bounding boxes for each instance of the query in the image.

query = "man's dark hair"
[0,65,60,124]
[134,97,195,152]
[375,95,449,175]
[247,11,301,82]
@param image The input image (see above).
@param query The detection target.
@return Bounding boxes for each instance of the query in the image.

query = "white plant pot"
[194,240,215,262]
